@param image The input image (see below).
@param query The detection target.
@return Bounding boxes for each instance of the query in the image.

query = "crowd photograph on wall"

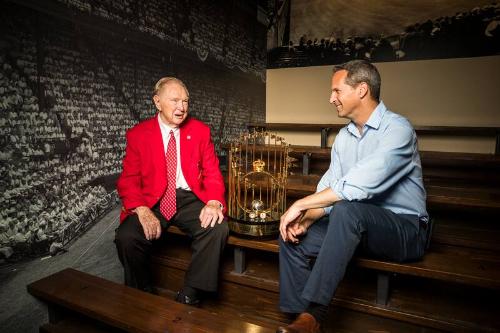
[0,0,266,262]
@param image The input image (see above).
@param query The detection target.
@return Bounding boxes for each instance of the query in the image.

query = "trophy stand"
[227,129,290,237]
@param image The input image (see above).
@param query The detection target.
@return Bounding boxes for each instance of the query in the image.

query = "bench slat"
[28,268,275,333]
[168,226,280,253]
[283,174,500,210]
[248,123,500,137]
[225,143,500,165]
[167,226,500,289]
[355,245,500,289]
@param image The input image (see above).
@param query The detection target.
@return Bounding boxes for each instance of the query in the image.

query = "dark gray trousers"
[279,201,427,313]
[115,189,229,293]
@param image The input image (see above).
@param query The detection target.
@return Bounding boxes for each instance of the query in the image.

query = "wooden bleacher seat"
[248,123,500,153]
[154,230,500,332]
[252,173,500,212]
[27,268,276,333]
[166,225,500,289]
[166,219,499,318]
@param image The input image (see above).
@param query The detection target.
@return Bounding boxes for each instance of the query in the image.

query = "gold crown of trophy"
[227,130,291,237]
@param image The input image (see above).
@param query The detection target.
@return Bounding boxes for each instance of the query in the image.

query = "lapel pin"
[187,135,191,140]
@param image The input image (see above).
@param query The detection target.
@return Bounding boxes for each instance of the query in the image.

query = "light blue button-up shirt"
[318,101,428,220]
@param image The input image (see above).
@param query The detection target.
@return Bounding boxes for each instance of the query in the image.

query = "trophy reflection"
[228,130,290,237]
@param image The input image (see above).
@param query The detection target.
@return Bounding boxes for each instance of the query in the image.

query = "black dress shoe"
[175,291,200,306]
[141,286,158,295]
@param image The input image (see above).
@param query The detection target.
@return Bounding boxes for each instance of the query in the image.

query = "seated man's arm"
[198,128,225,228]
[280,143,343,241]
[284,207,327,243]
[280,188,339,241]
[326,123,416,203]
[281,124,416,241]
[117,130,147,210]
[117,130,161,240]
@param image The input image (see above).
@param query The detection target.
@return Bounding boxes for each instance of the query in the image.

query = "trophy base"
[228,218,279,238]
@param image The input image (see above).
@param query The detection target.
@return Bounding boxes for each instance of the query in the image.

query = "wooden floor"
[160,287,448,333]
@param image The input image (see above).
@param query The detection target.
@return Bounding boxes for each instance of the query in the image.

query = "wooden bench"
[157,228,500,332]
[166,224,500,305]
[248,123,500,153]
[253,173,500,212]
[27,268,276,333]
[286,147,500,180]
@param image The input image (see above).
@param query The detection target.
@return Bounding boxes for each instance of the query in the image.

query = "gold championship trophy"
[227,130,291,237]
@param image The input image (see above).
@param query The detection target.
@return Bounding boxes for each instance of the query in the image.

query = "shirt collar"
[158,115,179,135]
[365,101,386,130]
[347,101,387,136]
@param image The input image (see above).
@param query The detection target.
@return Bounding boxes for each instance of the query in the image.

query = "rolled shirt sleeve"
[331,125,415,201]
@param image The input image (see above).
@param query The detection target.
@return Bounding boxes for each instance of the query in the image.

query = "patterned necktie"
[160,130,177,220]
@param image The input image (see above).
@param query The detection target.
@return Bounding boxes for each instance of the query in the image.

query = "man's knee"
[329,201,364,232]
[330,200,357,219]
[279,234,307,262]
[279,235,289,256]
[210,221,229,240]
[115,217,146,250]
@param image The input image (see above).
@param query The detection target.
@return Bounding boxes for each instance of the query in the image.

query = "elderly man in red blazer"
[115,77,228,306]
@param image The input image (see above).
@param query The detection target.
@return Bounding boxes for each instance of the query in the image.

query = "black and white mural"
[268,0,500,67]
[0,0,266,262]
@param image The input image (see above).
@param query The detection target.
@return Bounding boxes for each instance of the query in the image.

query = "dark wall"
[0,0,266,261]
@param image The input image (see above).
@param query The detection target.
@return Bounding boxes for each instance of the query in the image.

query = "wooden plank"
[248,123,342,132]
[39,315,119,333]
[419,151,500,168]
[283,174,500,210]
[354,244,500,290]
[426,186,500,210]
[165,226,500,290]
[223,145,500,183]
[167,226,280,253]
[228,236,279,253]
[227,143,500,166]
[289,145,330,157]
[27,268,276,333]
[332,273,500,333]
[248,123,500,138]
[432,216,500,251]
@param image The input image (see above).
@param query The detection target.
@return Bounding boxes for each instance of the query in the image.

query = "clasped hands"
[279,202,309,244]
[135,200,224,241]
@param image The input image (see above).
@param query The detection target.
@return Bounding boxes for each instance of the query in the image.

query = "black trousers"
[115,189,229,292]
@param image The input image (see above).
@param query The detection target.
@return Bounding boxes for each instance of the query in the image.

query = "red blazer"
[117,115,226,222]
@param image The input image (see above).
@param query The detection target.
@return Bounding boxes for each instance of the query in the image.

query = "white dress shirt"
[158,117,191,191]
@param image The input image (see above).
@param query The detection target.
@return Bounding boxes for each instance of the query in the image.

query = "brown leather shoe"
[276,312,320,333]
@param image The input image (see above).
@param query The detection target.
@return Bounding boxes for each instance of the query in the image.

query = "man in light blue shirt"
[277,60,428,333]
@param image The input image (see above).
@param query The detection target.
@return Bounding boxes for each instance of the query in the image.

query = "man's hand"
[134,206,162,240]
[280,205,326,243]
[285,222,308,244]
[199,200,224,228]
[279,203,304,242]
